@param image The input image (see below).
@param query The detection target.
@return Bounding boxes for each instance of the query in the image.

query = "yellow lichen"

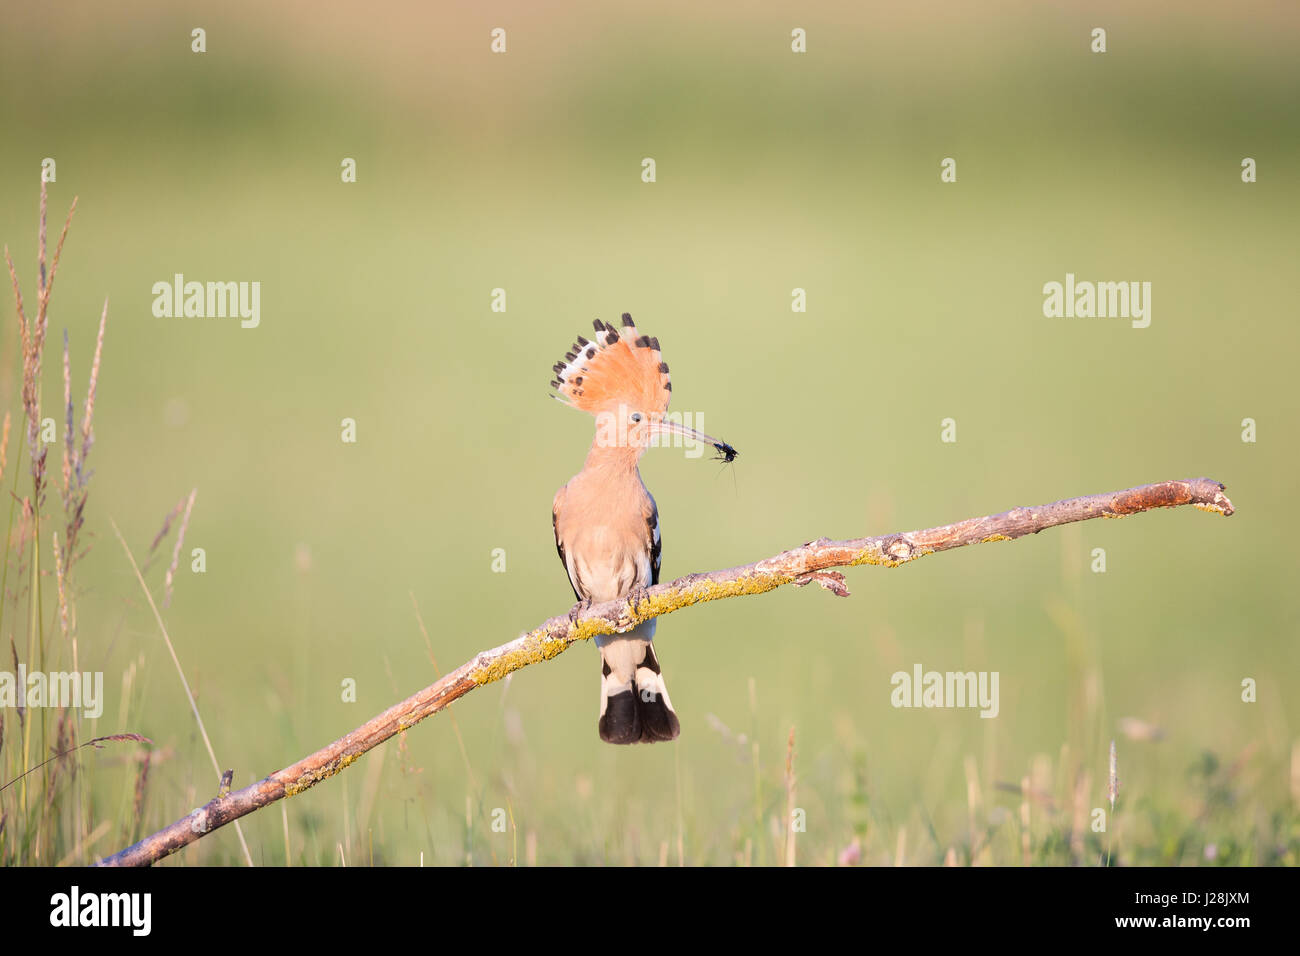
[284,751,360,797]
[849,544,933,569]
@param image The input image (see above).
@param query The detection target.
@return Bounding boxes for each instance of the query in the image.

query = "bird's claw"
[628,586,651,617]
[568,597,592,624]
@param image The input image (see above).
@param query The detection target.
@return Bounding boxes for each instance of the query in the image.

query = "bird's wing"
[553,484,584,601]
[644,490,661,586]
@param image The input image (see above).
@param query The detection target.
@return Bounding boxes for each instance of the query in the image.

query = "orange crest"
[550,314,672,416]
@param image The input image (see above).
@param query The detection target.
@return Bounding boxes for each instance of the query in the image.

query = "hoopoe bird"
[550,314,737,744]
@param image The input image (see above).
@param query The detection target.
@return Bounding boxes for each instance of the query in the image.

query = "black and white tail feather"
[596,621,680,744]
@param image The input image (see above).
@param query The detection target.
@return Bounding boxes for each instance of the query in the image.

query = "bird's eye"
[630,412,643,423]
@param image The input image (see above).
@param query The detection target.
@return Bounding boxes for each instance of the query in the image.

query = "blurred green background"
[1,0,1296,864]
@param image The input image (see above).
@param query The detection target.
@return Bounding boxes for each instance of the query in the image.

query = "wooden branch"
[95,477,1234,866]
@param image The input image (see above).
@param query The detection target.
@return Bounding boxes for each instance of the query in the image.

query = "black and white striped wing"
[553,485,585,602]
[646,493,661,586]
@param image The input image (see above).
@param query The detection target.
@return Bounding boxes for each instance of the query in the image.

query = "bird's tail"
[597,621,680,744]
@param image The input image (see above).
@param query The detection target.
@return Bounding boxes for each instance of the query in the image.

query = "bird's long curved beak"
[652,418,738,462]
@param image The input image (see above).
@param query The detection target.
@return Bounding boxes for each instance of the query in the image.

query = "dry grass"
[0,180,152,865]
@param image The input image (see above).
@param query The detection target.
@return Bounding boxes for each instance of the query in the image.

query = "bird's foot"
[568,597,592,625]
[628,585,652,617]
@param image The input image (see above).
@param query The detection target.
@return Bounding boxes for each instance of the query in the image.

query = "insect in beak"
[651,418,738,463]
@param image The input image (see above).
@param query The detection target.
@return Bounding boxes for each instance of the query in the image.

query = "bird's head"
[551,314,737,460]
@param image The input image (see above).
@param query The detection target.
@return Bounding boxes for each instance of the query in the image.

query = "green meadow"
[0,1,1296,865]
